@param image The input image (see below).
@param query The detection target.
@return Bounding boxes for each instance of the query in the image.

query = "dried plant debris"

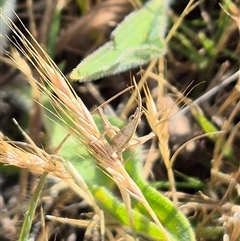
[0,0,240,241]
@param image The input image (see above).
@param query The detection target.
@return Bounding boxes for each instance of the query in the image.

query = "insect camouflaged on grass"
[112,106,142,154]
[97,79,155,158]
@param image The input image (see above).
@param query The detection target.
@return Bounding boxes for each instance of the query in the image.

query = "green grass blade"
[125,155,196,241]
[19,172,48,241]
[91,185,169,241]
[136,181,196,241]
[47,107,194,240]
[191,109,237,164]
[70,0,169,81]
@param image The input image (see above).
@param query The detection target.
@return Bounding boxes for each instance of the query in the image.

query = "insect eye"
[128,114,135,122]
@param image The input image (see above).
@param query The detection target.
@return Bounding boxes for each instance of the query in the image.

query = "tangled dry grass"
[0,0,240,240]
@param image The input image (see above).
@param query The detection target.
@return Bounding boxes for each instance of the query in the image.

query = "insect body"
[111,107,142,154]
[97,79,154,158]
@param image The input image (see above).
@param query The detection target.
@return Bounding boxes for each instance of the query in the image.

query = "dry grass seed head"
[1,12,153,207]
[143,82,171,162]
[0,134,70,179]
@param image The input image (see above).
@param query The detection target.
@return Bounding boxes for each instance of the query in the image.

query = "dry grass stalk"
[0,11,170,237]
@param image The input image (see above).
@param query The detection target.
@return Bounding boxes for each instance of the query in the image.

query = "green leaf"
[70,0,169,81]
[46,106,195,240]
[125,154,196,241]
[19,172,48,241]
[42,99,114,189]
[137,183,196,241]
[91,185,168,241]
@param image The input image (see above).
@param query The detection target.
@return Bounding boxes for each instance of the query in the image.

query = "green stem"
[19,172,48,241]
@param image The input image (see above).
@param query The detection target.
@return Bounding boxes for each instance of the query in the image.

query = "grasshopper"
[97,79,155,158]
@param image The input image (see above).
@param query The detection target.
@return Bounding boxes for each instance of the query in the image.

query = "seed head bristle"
[0,135,70,179]
[1,12,154,212]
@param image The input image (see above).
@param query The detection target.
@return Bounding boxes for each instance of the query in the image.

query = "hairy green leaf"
[70,0,169,81]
